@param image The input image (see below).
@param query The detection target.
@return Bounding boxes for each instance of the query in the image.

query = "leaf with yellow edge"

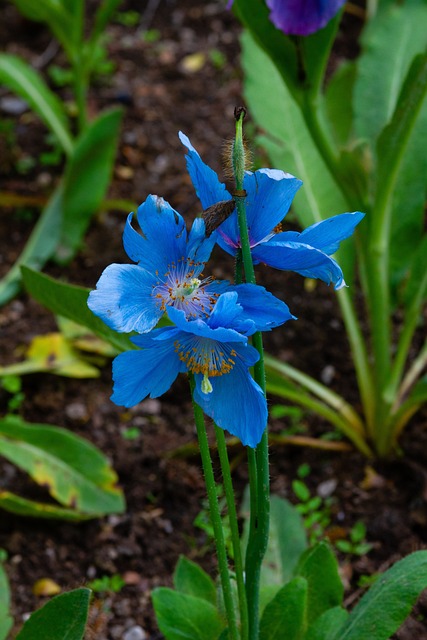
[0,333,100,378]
[0,415,125,518]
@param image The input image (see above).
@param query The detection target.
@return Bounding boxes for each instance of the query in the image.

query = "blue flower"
[228,0,346,36]
[111,292,274,447]
[180,132,364,290]
[88,193,294,333]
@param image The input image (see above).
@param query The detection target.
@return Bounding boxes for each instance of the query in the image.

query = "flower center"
[152,259,219,318]
[174,337,237,385]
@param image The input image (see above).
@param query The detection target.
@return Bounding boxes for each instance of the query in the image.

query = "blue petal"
[228,283,296,330]
[217,168,302,255]
[123,195,187,271]
[167,297,249,344]
[111,332,182,406]
[179,131,232,209]
[193,348,267,448]
[186,217,217,266]
[279,212,365,255]
[266,0,346,36]
[88,264,162,333]
[253,240,346,289]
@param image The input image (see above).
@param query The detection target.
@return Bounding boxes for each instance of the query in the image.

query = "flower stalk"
[233,107,270,640]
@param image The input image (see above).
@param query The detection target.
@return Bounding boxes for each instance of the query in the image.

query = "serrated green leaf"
[21,267,135,354]
[0,54,73,154]
[152,588,226,640]
[173,556,217,606]
[0,415,125,517]
[259,577,307,640]
[16,588,90,640]
[0,185,63,307]
[335,550,427,640]
[59,108,122,260]
[295,542,343,624]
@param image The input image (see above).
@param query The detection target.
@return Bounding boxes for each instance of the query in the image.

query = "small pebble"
[123,625,146,640]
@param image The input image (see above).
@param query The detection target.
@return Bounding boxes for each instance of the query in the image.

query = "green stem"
[189,376,239,640]
[215,426,249,640]
[233,110,270,639]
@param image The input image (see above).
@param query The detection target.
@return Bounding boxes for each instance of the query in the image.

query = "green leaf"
[0,54,73,154]
[241,31,348,228]
[10,0,76,63]
[295,542,343,625]
[259,577,307,640]
[16,588,90,640]
[0,186,63,306]
[0,415,125,517]
[152,588,226,640]
[59,108,122,260]
[173,556,217,606]
[389,102,427,297]
[354,3,427,144]
[91,0,123,44]
[305,606,348,640]
[241,490,307,588]
[21,267,135,354]
[0,491,94,521]
[232,0,299,94]
[0,333,100,379]
[299,11,342,98]
[0,553,13,640]
[335,550,427,640]
[324,62,357,148]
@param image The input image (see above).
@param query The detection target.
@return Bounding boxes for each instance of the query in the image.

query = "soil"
[1,2,427,639]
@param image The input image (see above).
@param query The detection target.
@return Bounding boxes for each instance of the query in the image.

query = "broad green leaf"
[0,491,93,521]
[0,553,13,640]
[241,31,348,229]
[16,588,90,640]
[259,577,307,640]
[295,542,343,625]
[0,54,73,154]
[354,3,427,144]
[305,606,348,640]
[0,415,125,516]
[390,102,427,297]
[324,62,357,148]
[232,0,299,94]
[21,267,135,354]
[403,235,427,312]
[173,556,217,606]
[11,0,76,63]
[241,490,307,589]
[152,588,226,640]
[59,108,122,260]
[0,333,100,378]
[335,550,427,640]
[0,186,63,306]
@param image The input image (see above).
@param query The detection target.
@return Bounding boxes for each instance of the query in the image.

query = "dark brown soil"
[1,2,427,639]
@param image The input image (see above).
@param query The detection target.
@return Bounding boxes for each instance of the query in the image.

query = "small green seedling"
[335,521,372,557]
[87,574,125,594]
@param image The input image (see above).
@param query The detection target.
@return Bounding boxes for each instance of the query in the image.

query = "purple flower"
[228,0,346,36]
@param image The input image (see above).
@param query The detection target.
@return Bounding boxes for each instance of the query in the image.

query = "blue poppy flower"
[180,132,364,290]
[111,292,274,447]
[88,193,294,333]
[228,0,346,36]
[266,0,346,36]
